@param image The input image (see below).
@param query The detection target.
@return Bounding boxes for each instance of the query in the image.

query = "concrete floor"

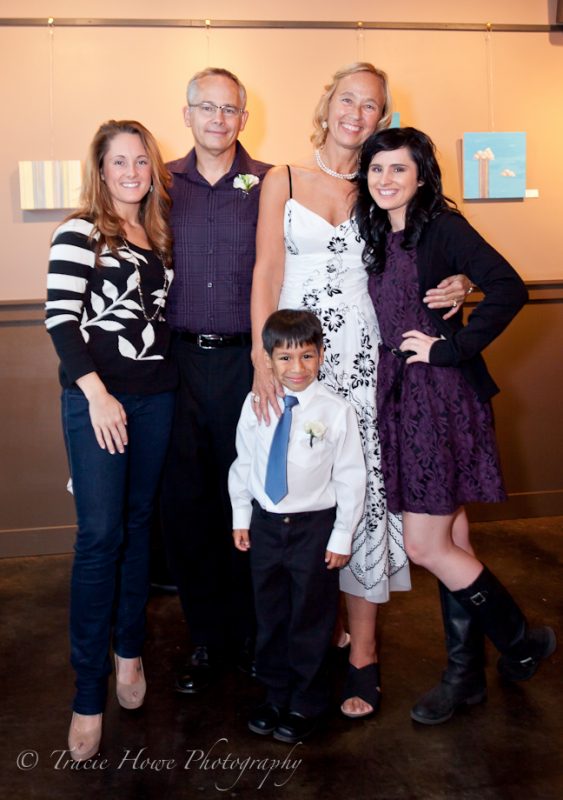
[0,517,561,800]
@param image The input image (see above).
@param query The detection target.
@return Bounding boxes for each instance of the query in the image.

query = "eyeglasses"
[189,102,244,117]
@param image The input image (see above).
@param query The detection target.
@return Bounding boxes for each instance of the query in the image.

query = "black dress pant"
[250,504,339,716]
[160,336,255,654]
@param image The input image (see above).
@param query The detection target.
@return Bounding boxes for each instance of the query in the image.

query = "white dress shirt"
[228,380,367,555]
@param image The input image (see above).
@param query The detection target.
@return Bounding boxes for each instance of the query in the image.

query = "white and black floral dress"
[279,198,410,602]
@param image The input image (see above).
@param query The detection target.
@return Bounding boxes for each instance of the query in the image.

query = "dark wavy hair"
[354,127,458,274]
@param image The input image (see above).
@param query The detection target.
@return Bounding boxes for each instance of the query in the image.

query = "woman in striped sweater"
[46,120,177,761]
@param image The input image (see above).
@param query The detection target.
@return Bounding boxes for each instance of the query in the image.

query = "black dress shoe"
[247,702,283,736]
[273,711,321,743]
[175,646,216,694]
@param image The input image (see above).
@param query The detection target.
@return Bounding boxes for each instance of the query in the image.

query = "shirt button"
[207,282,213,288]
[283,516,291,524]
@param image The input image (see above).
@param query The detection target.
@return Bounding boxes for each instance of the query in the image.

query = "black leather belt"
[381,343,415,360]
[176,331,252,349]
[379,343,415,401]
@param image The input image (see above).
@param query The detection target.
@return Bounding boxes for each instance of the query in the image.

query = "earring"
[321,120,328,130]
[100,174,105,182]
[149,184,154,193]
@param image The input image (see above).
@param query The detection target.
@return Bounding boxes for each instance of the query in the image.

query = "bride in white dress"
[251,63,467,718]
[281,189,407,601]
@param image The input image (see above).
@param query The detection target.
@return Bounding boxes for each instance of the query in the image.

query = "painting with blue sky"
[463,132,526,199]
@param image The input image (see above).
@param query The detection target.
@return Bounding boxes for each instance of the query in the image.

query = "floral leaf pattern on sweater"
[45,218,175,386]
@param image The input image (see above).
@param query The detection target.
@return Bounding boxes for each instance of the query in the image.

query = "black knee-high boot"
[411,581,487,725]
[452,565,556,681]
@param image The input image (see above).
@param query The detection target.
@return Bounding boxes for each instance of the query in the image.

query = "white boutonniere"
[233,173,260,196]
[304,420,327,448]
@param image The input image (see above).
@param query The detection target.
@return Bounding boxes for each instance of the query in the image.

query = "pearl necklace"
[314,148,358,181]
[120,239,170,323]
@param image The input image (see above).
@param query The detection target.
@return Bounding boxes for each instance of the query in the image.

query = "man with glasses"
[161,68,271,694]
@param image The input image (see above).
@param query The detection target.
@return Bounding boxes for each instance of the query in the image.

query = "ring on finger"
[251,394,260,402]
[452,300,458,308]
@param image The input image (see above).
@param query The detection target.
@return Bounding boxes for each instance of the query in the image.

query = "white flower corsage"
[304,420,327,448]
[233,173,260,196]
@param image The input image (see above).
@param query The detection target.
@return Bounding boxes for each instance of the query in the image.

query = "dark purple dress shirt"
[167,142,271,334]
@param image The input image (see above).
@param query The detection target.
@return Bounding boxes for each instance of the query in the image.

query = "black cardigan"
[417,212,528,401]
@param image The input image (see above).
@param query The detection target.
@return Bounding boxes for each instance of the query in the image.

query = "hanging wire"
[48,17,55,159]
[485,22,495,131]
[205,19,211,66]
[356,21,365,61]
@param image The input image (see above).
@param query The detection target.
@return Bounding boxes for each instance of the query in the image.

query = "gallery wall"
[1,0,562,300]
[0,1,562,555]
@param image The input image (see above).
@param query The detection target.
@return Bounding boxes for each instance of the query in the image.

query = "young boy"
[228,309,366,743]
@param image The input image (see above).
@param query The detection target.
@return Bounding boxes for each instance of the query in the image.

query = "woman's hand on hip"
[251,349,284,426]
[423,274,474,320]
[401,330,439,364]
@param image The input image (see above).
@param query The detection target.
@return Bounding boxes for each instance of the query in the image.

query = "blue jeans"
[62,388,175,714]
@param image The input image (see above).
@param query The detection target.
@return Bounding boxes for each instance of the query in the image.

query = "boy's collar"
[284,378,320,409]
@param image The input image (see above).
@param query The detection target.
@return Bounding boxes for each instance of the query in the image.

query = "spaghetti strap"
[286,165,293,199]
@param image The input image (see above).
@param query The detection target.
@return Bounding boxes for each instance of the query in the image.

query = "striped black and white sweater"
[45,217,177,394]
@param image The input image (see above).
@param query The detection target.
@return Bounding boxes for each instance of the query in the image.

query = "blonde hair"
[71,120,172,266]
[311,62,392,148]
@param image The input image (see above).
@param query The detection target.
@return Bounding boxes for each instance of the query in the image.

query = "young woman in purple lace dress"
[355,126,556,725]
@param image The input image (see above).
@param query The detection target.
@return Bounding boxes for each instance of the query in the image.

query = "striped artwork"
[19,160,82,210]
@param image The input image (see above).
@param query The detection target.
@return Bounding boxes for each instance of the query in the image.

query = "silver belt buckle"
[197,334,219,349]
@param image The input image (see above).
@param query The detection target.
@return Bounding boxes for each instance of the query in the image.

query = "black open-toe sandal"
[340,663,381,719]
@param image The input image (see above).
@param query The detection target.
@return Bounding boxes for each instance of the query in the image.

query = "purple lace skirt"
[376,348,506,515]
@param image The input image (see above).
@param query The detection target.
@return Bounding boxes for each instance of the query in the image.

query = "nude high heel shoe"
[114,654,146,710]
[68,712,103,761]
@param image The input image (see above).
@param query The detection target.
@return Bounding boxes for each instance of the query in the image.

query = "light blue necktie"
[264,395,299,504]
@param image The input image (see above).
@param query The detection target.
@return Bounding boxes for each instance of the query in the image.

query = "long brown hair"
[71,120,172,266]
